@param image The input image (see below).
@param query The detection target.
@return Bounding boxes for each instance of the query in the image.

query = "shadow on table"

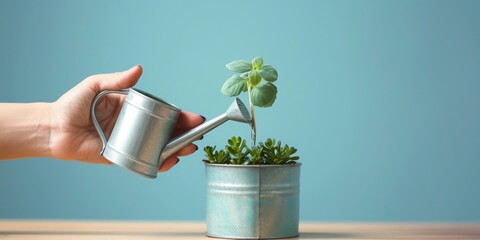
[298,232,362,239]
[0,231,207,237]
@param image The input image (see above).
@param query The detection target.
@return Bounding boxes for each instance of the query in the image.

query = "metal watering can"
[90,88,251,178]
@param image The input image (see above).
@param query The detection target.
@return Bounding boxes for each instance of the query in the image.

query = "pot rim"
[204,162,302,168]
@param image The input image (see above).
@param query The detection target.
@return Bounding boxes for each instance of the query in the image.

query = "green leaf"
[221,75,247,96]
[242,83,248,92]
[259,65,278,82]
[251,82,277,107]
[249,70,261,86]
[226,60,252,73]
[252,56,263,70]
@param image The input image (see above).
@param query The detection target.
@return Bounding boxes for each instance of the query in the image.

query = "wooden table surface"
[0,221,479,239]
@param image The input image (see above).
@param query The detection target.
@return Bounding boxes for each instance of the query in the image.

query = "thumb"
[88,65,143,91]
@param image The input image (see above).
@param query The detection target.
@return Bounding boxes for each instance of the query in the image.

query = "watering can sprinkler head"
[226,98,251,123]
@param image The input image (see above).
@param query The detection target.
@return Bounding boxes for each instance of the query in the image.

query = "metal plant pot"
[205,163,301,239]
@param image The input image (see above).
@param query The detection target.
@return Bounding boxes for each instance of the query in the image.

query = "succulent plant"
[259,138,299,164]
[204,137,299,165]
[203,146,231,164]
[225,136,249,165]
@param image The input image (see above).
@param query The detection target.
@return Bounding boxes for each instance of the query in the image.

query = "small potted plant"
[203,57,301,239]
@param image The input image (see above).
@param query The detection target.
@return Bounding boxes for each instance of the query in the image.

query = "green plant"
[221,56,278,139]
[204,136,299,165]
[248,146,264,165]
[259,138,299,164]
[225,136,249,165]
[203,146,231,164]
[204,57,299,165]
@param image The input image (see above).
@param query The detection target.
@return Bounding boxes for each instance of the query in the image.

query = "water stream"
[249,121,256,147]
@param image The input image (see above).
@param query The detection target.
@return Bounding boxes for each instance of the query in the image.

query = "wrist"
[0,102,54,160]
[34,102,56,158]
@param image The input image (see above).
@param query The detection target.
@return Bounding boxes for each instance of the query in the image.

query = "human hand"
[49,65,204,172]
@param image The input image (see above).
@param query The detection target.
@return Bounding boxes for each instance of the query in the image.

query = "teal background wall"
[1,0,479,221]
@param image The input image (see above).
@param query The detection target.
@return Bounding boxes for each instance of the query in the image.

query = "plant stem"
[247,84,257,146]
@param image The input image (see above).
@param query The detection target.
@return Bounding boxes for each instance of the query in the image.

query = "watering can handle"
[90,89,129,154]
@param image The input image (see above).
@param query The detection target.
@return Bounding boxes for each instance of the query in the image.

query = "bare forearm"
[0,103,53,160]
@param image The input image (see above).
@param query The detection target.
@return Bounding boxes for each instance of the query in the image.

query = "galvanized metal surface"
[91,88,181,178]
[91,89,251,178]
[206,164,301,239]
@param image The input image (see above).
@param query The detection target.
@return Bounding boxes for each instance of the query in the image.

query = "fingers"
[158,157,179,172]
[158,143,198,172]
[83,154,113,165]
[159,112,204,172]
[87,65,143,91]
[173,111,206,136]
[176,143,198,156]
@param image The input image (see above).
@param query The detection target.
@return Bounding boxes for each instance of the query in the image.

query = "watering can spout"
[225,98,251,123]
[159,98,251,162]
